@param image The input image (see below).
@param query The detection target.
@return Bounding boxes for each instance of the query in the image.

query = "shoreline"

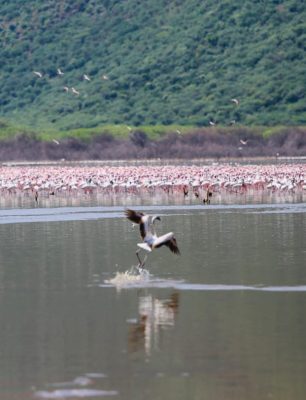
[2,156,306,168]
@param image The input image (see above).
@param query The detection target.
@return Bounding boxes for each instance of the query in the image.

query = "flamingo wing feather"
[154,233,180,255]
[125,209,144,224]
[125,209,146,239]
[165,237,180,255]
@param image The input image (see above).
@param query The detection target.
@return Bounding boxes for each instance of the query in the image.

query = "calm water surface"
[0,196,306,400]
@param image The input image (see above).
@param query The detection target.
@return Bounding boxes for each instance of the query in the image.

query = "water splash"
[105,267,151,289]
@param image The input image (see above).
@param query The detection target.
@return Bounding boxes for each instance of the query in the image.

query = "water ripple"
[104,278,306,292]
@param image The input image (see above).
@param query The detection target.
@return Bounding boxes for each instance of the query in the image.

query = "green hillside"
[0,0,305,131]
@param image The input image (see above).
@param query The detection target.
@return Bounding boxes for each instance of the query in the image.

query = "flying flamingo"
[125,209,180,268]
[71,87,80,95]
[33,71,43,78]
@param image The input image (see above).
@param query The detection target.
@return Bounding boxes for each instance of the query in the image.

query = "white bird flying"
[125,209,180,268]
[83,74,91,81]
[57,68,64,76]
[240,139,248,145]
[33,71,43,78]
[231,98,239,105]
[71,87,80,95]
[63,86,69,92]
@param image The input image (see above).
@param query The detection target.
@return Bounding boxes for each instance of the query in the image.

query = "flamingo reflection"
[128,292,179,355]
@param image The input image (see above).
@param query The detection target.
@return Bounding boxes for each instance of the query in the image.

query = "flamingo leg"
[136,249,142,265]
[141,254,148,268]
[136,249,147,269]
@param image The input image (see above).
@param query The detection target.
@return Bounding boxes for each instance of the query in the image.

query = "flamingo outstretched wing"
[125,209,143,224]
[164,237,180,255]
[125,209,146,239]
[153,233,180,255]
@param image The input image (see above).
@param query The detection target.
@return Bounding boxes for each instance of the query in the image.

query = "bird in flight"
[231,98,239,105]
[125,209,180,268]
[71,87,80,95]
[33,71,43,78]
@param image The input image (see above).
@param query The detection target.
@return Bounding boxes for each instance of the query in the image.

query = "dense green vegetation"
[0,0,305,132]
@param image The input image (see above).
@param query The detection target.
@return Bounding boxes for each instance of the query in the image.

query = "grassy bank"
[1,118,305,141]
[0,120,305,162]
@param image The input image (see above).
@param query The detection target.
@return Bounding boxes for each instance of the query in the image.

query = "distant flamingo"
[33,71,43,78]
[203,189,212,204]
[71,87,80,95]
[194,190,199,198]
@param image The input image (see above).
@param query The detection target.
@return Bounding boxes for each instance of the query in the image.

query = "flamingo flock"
[0,164,305,198]
[32,67,109,97]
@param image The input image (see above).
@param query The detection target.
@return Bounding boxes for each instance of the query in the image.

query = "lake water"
[0,196,306,400]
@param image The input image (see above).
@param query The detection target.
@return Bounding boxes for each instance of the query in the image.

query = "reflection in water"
[0,187,305,210]
[128,292,179,355]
